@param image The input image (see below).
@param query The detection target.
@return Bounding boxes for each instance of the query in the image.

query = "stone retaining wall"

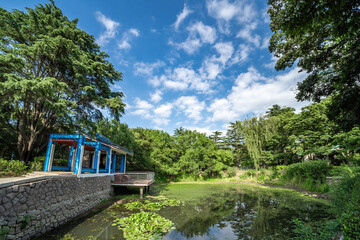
[0,175,111,240]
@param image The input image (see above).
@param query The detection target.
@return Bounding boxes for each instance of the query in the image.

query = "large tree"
[268,0,360,130]
[0,2,125,162]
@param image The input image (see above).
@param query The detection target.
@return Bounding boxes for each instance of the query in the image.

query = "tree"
[97,119,135,151]
[288,100,336,159]
[268,0,360,129]
[0,2,124,162]
[210,131,222,144]
[226,121,245,167]
[242,116,278,170]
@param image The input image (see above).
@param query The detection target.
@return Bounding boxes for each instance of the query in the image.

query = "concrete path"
[0,171,76,188]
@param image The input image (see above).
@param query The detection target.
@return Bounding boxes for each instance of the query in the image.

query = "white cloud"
[118,28,140,50]
[264,54,279,69]
[171,21,216,54]
[236,22,261,48]
[175,96,205,122]
[187,22,217,44]
[232,44,252,64]
[134,60,165,76]
[154,103,173,118]
[150,90,163,103]
[164,80,188,90]
[214,42,234,64]
[129,28,140,37]
[172,38,201,55]
[130,98,153,118]
[200,59,221,80]
[199,42,234,80]
[208,98,238,122]
[174,4,193,31]
[208,67,310,122]
[129,98,172,127]
[149,67,212,93]
[206,0,257,33]
[95,11,120,46]
[153,118,170,126]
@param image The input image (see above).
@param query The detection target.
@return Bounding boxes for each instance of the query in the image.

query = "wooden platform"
[111,179,155,187]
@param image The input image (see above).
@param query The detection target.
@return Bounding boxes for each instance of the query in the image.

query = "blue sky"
[2,0,310,135]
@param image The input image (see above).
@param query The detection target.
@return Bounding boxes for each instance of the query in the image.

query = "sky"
[2,0,310,136]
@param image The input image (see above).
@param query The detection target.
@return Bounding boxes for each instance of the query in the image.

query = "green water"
[40,183,333,240]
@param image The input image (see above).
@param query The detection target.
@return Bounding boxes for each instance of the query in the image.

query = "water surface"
[39,183,333,240]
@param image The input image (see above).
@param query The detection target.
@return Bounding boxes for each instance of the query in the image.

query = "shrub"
[283,160,330,183]
[280,160,331,192]
[332,173,360,239]
[0,159,28,177]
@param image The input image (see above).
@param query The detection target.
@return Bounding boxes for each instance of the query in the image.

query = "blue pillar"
[112,153,117,173]
[105,148,111,172]
[74,136,85,174]
[43,139,53,172]
[93,143,101,173]
[120,154,125,173]
[68,146,74,169]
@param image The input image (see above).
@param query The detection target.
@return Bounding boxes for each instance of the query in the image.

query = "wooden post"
[140,187,144,199]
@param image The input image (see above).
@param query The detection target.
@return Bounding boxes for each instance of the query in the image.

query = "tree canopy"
[268,0,360,129]
[0,2,124,161]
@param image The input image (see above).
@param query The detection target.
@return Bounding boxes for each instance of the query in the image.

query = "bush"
[283,160,330,183]
[329,165,360,177]
[332,173,360,239]
[0,159,28,177]
[280,160,331,192]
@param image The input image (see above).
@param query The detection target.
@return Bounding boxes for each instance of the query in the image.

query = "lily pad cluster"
[112,211,174,240]
[123,199,181,211]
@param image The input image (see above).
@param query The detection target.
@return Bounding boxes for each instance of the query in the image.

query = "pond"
[39,183,334,240]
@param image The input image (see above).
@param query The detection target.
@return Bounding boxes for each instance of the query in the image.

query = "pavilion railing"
[113,171,155,183]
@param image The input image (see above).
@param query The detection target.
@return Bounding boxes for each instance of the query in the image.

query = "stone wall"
[0,175,111,240]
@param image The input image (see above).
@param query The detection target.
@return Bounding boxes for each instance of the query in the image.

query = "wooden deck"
[111,171,155,187]
[111,179,155,187]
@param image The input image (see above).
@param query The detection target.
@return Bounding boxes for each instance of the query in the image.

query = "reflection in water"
[38,183,333,240]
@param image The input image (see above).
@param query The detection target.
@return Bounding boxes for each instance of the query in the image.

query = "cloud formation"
[118,28,140,50]
[206,0,257,33]
[174,4,193,31]
[208,67,309,122]
[95,11,120,46]
[171,21,217,54]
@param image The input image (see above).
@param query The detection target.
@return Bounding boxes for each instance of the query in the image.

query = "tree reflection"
[159,185,332,239]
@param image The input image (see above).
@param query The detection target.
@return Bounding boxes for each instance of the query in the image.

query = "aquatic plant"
[123,201,144,210]
[113,211,174,240]
[144,202,164,210]
[163,199,181,206]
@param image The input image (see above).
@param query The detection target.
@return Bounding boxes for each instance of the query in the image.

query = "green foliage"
[123,201,144,211]
[162,199,181,206]
[332,127,360,165]
[268,0,360,129]
[278,160,331,192]
[332,173,360,239]
[293,219,339,240]
[282,160,330,184]
[112,211,174,240]
[0,159,28,176]
[0,226,10,240]
[97,119,135,152]
[0,2,124,162]
[20,214,33,230]
[144,202,164,211]
[123,199,181,211]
